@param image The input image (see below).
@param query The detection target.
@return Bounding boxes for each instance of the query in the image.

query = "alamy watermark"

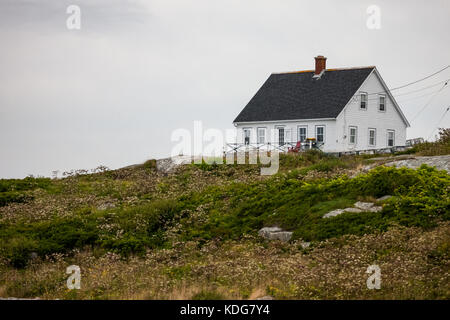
[66,265,81,290]
[171,121,279,175]
[66,5,81,30]
[366,264,381,289]
[366,5,381,30]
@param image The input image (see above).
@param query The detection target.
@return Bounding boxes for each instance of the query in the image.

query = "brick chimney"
[314,55,327,75]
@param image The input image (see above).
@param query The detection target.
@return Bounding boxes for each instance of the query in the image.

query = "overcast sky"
[1,0,449,178]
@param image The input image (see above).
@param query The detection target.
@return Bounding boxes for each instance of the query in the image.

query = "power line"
[367,78,450,101]
[364,65,450,96]
[392,78,450,97]
[386,65,450,92]
[427,106,450,140]
[396,89,442,103]
[410,81,448,122]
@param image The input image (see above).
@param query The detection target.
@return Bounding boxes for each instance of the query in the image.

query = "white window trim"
[378,94,386,112]
[315,125,325,143]
[360,92,368,110]
[297,125,307,142]
[257,127,266,144]
[368,128,376,147]
[387,130,395,147]
[349,126,358,144]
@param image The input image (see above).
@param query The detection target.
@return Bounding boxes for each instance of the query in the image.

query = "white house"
[232,56,410,153]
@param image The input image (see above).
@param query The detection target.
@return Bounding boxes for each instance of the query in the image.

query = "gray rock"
[323,207,363,218]
[258,227,293,242]
[384,155,450,172]
[97,202,116,210]
[156,155,205,173]
[323,209,345,218]
[343,207,363,213]
[322,209,344,218]
[369,206,383,212]
[354,201,375,211]
[377,195,392,201]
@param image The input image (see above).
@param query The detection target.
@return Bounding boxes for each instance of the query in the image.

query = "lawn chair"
[288,141,302,153]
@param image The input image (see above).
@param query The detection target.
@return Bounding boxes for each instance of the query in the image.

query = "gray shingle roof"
[233,67,375,123]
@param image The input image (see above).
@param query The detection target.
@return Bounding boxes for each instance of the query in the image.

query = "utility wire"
[397,89,442,103]
[363,65,450,96]
[391,78,450,97]
[427,106,450,140]
[410,81,448,122]
[366,78,450,101]
[385,65,450,92]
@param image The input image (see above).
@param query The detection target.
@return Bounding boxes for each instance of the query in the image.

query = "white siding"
[335,70,408,151]
[235,119,338,152]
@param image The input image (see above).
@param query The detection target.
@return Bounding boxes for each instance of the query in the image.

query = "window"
[387,130,395,147]
[368,128,376,146]
[257,128,266,144]
[297,126,307,142]
[349,126,357,144]
[360,92,368,110]
[316,126,325,143]
[277,127,285,146]
[243,128,251,145]
[379,95,386,111]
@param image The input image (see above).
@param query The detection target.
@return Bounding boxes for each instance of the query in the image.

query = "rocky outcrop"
[156,155,208,173]
[97,202,116,211]
[360,155,450,174]
[383,155,450,172]
[323,201,382,218]
[258,227,293,242]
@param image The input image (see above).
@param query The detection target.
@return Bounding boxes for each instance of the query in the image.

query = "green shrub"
[142,159,157,170]
[0,199,180,267]
[1,236,38,268]
[0,177,59,207]
[179,165,449,242]
[1,164,448,268]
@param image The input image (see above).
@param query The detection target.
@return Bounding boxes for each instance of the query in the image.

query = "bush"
[0,177,56,207]
[0,199,180,267]
[1,236,38,268]
[142,159,157,170]
[405,128,450,156]
[179,165,449,242]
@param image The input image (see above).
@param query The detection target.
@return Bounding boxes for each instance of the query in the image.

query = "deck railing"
[225,141,324,153]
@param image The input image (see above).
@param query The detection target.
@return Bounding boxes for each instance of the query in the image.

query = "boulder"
[323,209,345,218]
[258,227,293,242]
[384,155,450,172]
[369,206,383,212]
[343,207,363,213]
[97,202,116,210]
[377,195,392,201]
[354,201,374,211]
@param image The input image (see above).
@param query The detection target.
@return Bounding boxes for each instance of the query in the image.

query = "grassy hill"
[0,131,449,300]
